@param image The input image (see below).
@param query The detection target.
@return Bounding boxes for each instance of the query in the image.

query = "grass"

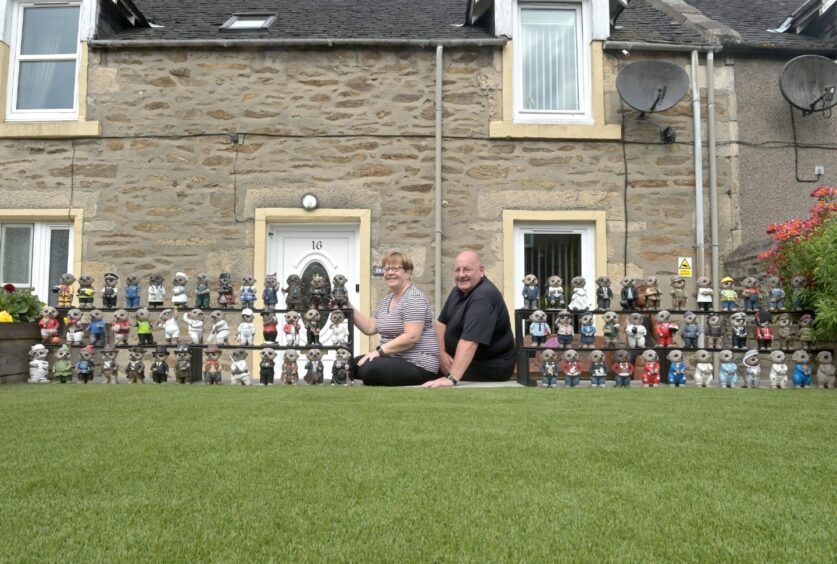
[1,385,835,562]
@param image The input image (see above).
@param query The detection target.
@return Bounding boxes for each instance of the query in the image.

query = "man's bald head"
[454,251,485,294]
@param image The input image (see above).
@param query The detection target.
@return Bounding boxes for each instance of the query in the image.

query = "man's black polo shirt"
[438,277,515,381]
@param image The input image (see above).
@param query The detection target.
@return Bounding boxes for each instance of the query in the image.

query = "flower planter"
[0,323,39,384]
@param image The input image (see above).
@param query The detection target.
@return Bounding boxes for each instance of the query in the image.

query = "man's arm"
[436,320,453,374]
[422,338,479,388]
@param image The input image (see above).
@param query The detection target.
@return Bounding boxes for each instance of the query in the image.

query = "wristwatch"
[446,375,458,386]
[375,344,386,356]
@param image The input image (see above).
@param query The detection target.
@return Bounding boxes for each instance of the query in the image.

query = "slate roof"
[681,0,837,52]
[608,0,709,46]
[100,0,496,42]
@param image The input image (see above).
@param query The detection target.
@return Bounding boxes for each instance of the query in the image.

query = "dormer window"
[220,13,277,31]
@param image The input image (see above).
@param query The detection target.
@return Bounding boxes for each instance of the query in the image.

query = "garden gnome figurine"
[304,349,325,385]
[53,272,76,308]
[589,350,608,388]
[53,344,73,383]
[330,274,350,309]
[28,344,50,383]
[528,309,550,347]
[203,344,223,385]
[644,276,662,310]
[38,305,60,344]
[561,349,582,387]
[611,349,634,387]
[171,272,189,309]
[262,273,279,309]
[693,349,714,387]
[742,349,761,388]
[620,277,637,310]
[741,276,760,311]
[217,272,235,308]
[148,273,165,309]
[259,348,277,386]
[102,272,119,308]
[640,349,660,387]
[101,344,119,384]
[229,348,251,386]
[719,276,738,311]
[546,275,565,309]
[568,276,589,312]
[124,275,141,309]
[791,350,813,388]
[77,274,95,309]
[768,350,788,389]
[815,351,835,389]
[539,349,558,388]
[696,276,713,312]
[718,349,738,388]
[595,276,613,311]
[194,273,211,309]
[150,345,170,384]
[667,349,687,387]
[281,350,299,385]
[174,344,191,385]
[670,276,688,310]
[239,275,257,310]
[522,274,539,309]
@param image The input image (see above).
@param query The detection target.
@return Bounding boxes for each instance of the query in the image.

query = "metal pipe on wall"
[707,51,720,308]
[434,45,444,314]
[691,50,706,280]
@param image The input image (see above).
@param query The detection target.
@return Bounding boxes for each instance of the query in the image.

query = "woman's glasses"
[382,266,405,272]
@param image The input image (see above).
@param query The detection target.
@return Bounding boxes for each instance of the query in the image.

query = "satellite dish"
[780,55,837,115]
[616,60,689,118]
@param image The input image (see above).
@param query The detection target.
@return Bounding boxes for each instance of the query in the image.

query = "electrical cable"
[789,105,820,183]
[616,54,630,277]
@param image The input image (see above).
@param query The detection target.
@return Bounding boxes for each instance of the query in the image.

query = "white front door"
[267,223,360,361]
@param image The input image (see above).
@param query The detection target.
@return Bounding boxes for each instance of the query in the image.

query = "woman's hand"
[357,350,381,367]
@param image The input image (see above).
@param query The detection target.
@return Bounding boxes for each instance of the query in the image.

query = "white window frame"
[0,221,73,300]
[220,13,278,30]
[513,221,596,309]
[513,0,593,125]
[5,1,82,122]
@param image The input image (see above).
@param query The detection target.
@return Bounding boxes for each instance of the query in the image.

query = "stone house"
[0,0,833,352]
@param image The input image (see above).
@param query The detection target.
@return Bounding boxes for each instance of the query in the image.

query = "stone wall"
[0,45,738,306]
[732,55,837,246]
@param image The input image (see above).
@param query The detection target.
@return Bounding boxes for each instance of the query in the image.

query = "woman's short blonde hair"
[382,251,413,272]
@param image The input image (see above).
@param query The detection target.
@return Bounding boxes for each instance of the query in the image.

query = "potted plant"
[0,285,44,382]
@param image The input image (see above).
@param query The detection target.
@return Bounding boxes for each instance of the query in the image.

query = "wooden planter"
[0,323,39,384]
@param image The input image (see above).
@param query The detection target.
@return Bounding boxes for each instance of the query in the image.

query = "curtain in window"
[520,8,579,112]
[1,226,33,286]
[15,6,79,110]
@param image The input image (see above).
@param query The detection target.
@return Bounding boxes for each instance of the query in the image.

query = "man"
[423,251,516,388]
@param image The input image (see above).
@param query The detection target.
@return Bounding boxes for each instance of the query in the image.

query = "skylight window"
[220,13,277,30]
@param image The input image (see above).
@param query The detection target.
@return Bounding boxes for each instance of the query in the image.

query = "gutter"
[434,45,444,315]
[604,41,719,53]
[88,37,508,49]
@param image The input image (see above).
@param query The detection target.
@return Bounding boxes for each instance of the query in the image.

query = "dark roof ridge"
[644,0,739,45]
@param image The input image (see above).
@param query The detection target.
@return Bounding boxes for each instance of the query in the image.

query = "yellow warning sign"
[678,257,693,277]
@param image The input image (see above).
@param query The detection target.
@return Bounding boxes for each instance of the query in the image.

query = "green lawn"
[1,385,835,562]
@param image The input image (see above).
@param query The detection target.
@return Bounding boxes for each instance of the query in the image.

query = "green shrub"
[760,186,836,340]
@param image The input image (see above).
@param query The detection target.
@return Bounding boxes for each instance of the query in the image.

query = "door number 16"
[311,241,323,250]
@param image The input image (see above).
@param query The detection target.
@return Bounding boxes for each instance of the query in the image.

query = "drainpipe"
[691,50,705,280]
[434,45,444,314]
[707,51,720,308]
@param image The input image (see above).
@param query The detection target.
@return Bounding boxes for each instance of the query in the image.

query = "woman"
[352,252,439,386]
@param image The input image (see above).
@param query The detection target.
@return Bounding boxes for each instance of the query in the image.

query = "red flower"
[2,283,16,293]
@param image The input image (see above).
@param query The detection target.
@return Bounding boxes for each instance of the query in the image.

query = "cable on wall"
[789,106,820,183]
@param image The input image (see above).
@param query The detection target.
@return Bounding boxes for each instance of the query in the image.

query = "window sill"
[489,120,621,140]
[0,120,101,138]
